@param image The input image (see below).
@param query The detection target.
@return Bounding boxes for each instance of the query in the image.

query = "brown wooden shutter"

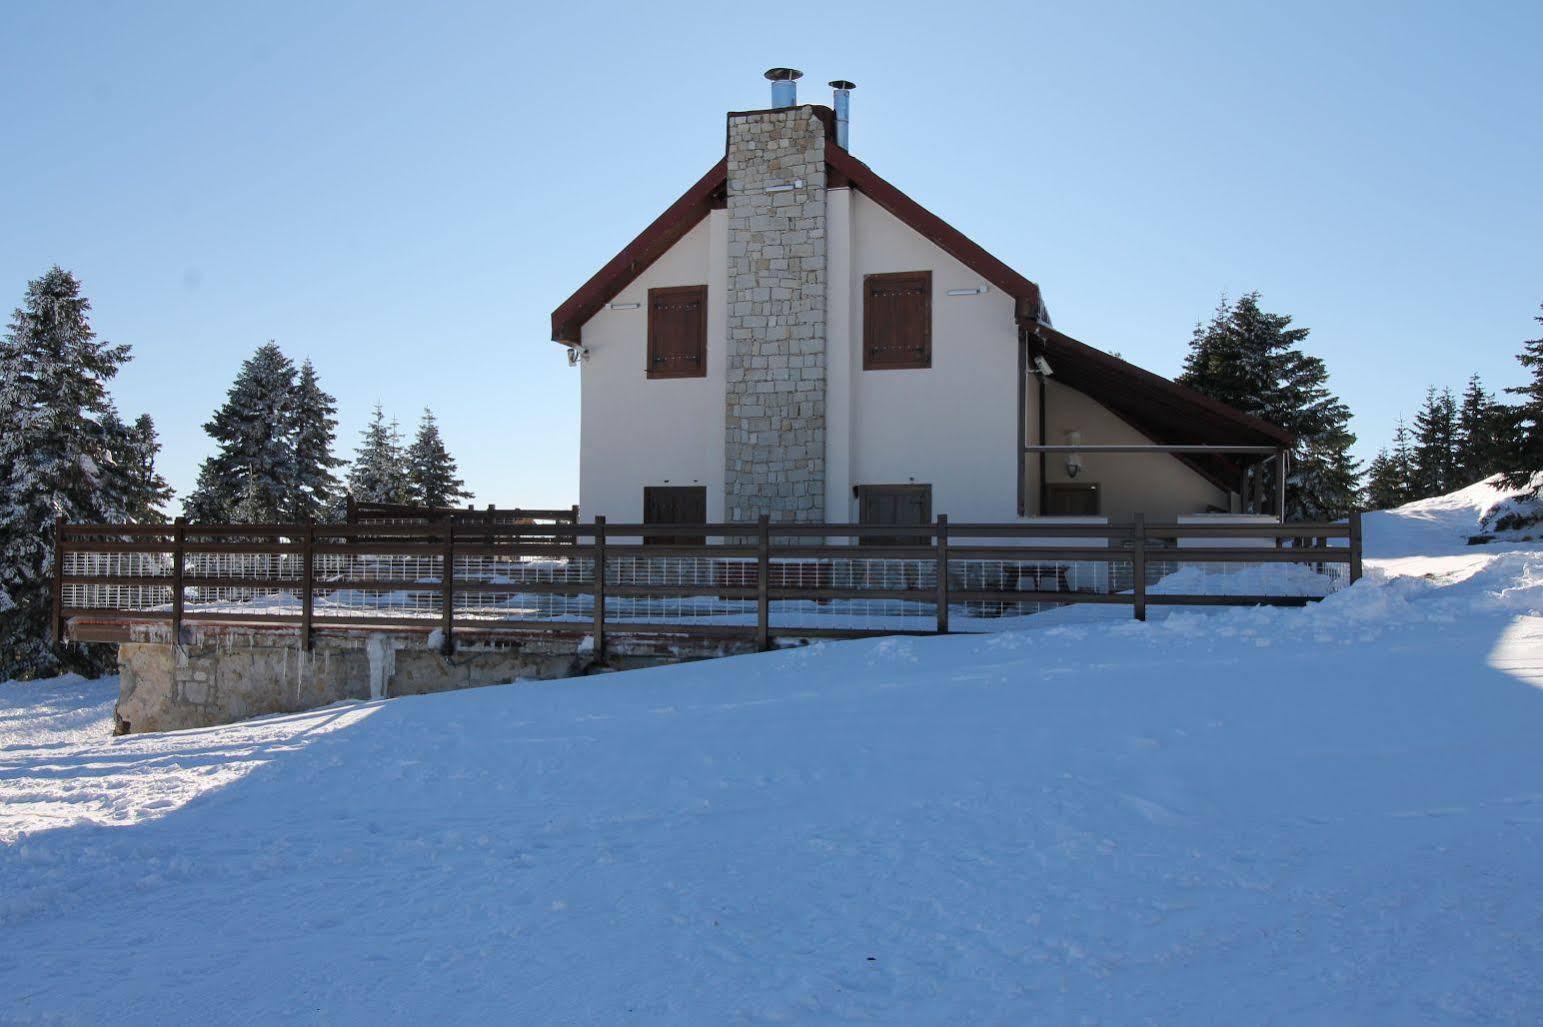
[856,484,932,546]
[643,486,707,545]
[863,271,931,370]
[648,285,707,379]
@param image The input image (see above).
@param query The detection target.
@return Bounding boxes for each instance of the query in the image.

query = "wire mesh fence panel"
[60,550,176,611]
[946,557,1120,623]
[603,555,756,626]
[314,553,441,584]
[60,583,176,611]
[312,587,442,619]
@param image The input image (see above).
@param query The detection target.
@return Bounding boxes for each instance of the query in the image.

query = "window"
[1045,483,1100,516]
[856,484,932,546]
[643,486,707,545]
[647,285,707,379]
[863,271,931,370]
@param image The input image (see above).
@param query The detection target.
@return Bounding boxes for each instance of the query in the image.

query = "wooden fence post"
[439,519,455,656]
[300,517,315,651]
[1348,509,1363,584]
[592,516,607,661]
[757,515,771,652]
[1132,512,1147,622]
[171,516,187,644]
[935,514,950,634]
[51,515,65,645]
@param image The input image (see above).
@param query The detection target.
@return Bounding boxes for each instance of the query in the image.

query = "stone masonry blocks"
[724,107,827,523]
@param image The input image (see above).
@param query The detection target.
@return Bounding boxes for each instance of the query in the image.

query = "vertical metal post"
[1037,372,1049,516]
[592,516,607,661]
[171,516,187,644]
[439,520,455,656]
[1017,330,1027,517]
[756,515,771,652]
[935,514,950,634]
[1348,509,1363,584]
[1132,512,1147,622]
[51,515,65,645]
[300,517,315,651]
[1274,448,1289,522]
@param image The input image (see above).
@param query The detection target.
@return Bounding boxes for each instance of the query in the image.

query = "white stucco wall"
[838,191,1022,523]
[578,213,725,523]
[575,189,1232,527]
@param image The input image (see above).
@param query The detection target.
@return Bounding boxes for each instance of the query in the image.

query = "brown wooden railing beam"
[171,516,187,645]
[757,515,771,651]
[1132,512,1147,622]
[300,517,315,651]
[439,519,455,656]
[935,514,950,634]
[592,516,607,661]
[1349,509,1364,583]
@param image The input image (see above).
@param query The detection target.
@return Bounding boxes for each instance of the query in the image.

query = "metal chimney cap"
[829,80,856,90]
[764,67,803,82]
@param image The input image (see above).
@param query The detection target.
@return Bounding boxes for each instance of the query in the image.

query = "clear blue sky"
[3,1,1538,506]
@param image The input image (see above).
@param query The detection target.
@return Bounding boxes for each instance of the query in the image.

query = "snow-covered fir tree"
[405,408,471,509]
[1365,418,1418,510]
[1496,304,1543,496]
[0,267,133,679]
[183,342,299,522]
[1364,450,1402,510]
[290,359,344,520]
[1411,386,1459,499]
[1178,292,1361,519]
[1454,373,1517,486]
[100,411,174,523]
[346,404,409,504]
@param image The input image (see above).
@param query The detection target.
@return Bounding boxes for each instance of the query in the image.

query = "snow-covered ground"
[3,487,1543,1023]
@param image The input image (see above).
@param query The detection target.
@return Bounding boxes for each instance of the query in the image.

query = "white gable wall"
[578,214,726,525]
[576,188,1233,525]
[833,190,1022,523]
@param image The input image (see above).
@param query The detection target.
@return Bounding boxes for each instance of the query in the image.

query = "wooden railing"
[53,513,1363,656]
[346,499,580,544]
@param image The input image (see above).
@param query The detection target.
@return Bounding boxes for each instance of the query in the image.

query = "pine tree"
[0,267,132,679]
[1366,420,1417,510]
[1453,373,1516,486]
[1501,304,1543,496]
[100,411,173,523]
[1364,451,1400,510]
[1179,292,1361,519]
[290,359,343,520]
[183,342,299,522]
[346,404,408,504]
[404,408,471,509]
[1411,386,1459,499]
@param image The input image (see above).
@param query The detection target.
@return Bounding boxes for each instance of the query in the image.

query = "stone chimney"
[723,105,828,523]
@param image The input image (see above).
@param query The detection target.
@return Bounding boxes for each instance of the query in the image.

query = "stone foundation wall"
[724,106,827,522]
[113,626,754,734]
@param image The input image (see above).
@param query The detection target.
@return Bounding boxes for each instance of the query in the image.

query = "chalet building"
[552,70,1291,533]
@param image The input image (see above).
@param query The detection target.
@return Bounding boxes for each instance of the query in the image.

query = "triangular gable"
[549,135,1289,456]
[551,159,727,345]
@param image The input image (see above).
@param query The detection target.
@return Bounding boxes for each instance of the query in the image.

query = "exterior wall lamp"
[1064,430,1083,478]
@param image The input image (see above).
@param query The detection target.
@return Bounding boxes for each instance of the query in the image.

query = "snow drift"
[2,485,1543,1023]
